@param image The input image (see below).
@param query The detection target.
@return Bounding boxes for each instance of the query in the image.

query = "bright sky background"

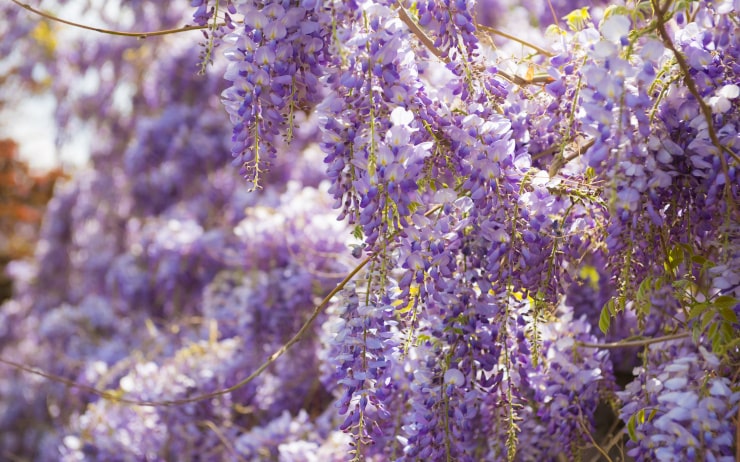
[0,0,115,172]
[0,94,91,171]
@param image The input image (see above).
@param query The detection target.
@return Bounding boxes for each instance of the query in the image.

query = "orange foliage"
[0,138,65,300]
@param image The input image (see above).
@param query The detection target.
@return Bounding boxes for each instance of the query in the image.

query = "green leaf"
[700,311,716,332]
[678,243,693,254]
[691,325,701,343]
[707,320,719,341]
[352,225,364,240]
[690,254,709,266]
[666,246,683,271]
[712,332,723,355]
[599,303,612,334]
[627,414,638,441]
[673,278,692,292]
[636,276,652,301]
[606,297,616,314]
[688,302,709,321]
[713,295,738,310]
[718,306,738,324]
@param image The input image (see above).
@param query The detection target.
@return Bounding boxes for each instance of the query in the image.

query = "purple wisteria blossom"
[0,0,738,460]
[618,341,739,462]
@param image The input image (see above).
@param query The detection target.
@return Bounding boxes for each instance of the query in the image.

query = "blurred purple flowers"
[0,0,738,461]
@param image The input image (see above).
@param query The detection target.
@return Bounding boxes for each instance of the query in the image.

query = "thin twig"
[395,1,551,87]
[395,2,448,62]
[531,144,560,162]
[0,253,371,407]
[496,70,554,86]
[476,24,554,57]
[590,428,625,462]
[0,203,444,407]
[652,0,740,166]
[531,136,595,170]
[576,332,690,349]
[201,420,248,462]
[15,0,553,87]
[578,409,614,462]
[545,0,560,28]
[10,0,213,38]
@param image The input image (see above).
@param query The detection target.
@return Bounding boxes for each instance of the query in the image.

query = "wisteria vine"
[0,0,738,461]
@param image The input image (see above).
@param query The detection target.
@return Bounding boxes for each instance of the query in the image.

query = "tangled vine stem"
[651,0,740,167]
[0,254,372,407]
[11,0,556,84]
[9,0,214,38]
[575,332,690,349]
[395,1,552,87]
[476,23,554,57]
[577,409,614,462]
[201,420,248,462]
[12,0,554,88]
[0,203,443,407]
[395,2,446,61]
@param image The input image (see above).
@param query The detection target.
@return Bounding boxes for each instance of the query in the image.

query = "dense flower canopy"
[0,0,738,461]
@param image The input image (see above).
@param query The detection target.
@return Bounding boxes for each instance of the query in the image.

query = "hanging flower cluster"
[0,0,737,460]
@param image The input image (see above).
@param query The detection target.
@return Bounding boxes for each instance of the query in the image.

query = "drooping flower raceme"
[0,0,738,461]
[222,0,330,190]
[618,341,740,462]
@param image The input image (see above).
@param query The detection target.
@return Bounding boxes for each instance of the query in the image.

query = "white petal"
[718,84,739,99]
[390,106,414,126]
[600,15,631,42]
[444,368,465,386]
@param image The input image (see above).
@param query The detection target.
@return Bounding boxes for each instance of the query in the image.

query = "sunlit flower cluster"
[0,0,737,461]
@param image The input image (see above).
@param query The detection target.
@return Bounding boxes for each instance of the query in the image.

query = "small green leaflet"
[598,298,615,334]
